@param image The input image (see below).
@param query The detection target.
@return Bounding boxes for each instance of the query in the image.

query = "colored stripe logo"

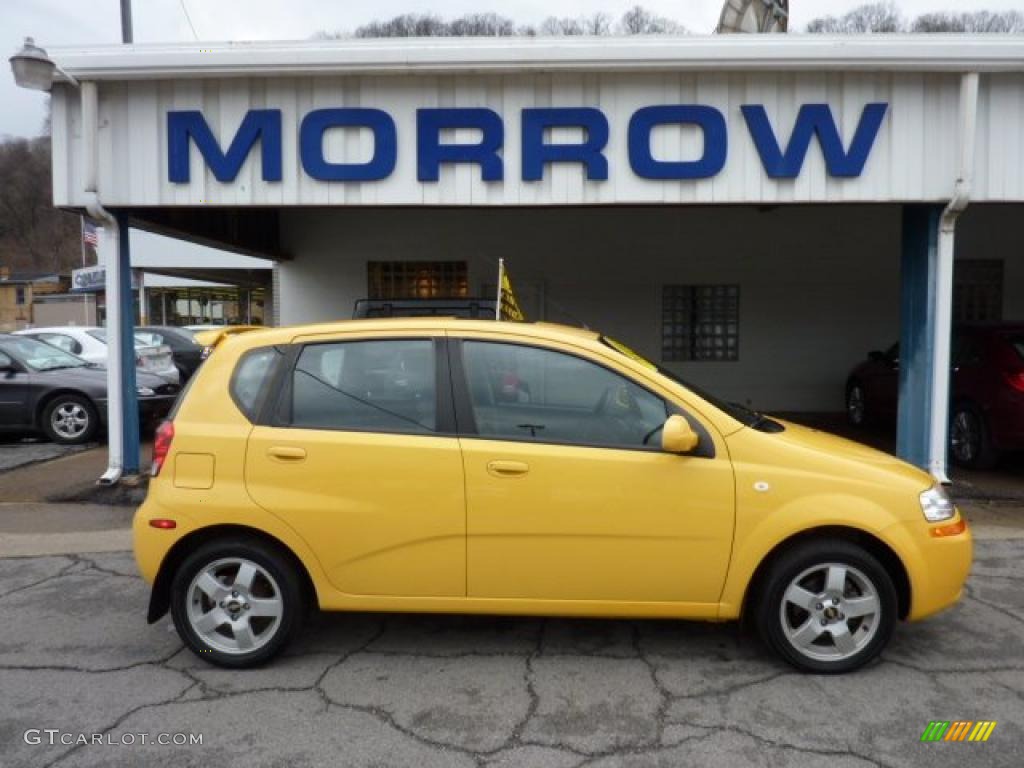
[921,721,997,742]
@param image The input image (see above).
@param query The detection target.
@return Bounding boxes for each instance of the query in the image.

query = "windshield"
[0,336,88,371]
[599,335,769,428]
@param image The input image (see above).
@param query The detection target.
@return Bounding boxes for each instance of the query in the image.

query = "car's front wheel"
[756,539,897,674]
[950,403,998,470]
[170,539,304,668]
[41,394,98,445]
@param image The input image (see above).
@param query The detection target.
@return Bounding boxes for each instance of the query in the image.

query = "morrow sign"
[167,103,889,185]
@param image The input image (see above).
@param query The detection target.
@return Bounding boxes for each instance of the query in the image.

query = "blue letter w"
[741,103,888,179]
[168,109,282,183]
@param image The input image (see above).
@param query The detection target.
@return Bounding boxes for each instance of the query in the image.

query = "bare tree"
[911,10,1024,33]
[538,13,612,36]
[448,13,518,37]
[805,2,904,33]
[617,5,686,34]
[0,137,81,275]
[324,7,687,39]
[353,13,449,38]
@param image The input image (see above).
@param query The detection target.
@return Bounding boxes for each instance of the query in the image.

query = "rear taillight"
[1005,370,1024,393]
[151,420,174,477]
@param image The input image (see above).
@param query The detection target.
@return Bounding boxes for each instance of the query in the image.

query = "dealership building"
[22,34,1024,477]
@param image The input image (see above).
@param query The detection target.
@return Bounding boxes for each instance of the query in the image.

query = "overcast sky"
[4,0,1022,138]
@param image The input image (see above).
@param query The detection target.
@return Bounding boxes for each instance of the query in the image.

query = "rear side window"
[289,339,436,434]
[230,347,281,421]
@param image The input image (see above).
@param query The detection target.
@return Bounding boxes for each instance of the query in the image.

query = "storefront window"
[368,261,468,299]
[146,287,265,326]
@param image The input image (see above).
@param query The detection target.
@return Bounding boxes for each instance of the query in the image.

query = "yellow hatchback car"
[134,319,972,673]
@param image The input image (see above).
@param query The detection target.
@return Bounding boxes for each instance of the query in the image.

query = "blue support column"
[897,204,943,469]
[117,214,140,474]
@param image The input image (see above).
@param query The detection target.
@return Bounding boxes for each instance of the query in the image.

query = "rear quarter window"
[230,346,282,421]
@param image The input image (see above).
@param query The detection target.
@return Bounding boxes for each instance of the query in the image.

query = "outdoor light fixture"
[9,37,78,91]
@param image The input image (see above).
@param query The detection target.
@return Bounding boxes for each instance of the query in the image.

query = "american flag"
[82,219,99,247]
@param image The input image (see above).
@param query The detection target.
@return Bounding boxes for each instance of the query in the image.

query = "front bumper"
[886,512,973,621]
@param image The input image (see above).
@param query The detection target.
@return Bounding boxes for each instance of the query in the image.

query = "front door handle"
[267,446,307,461]
[487,460,529,478]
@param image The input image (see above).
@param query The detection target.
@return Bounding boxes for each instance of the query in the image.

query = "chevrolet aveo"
[134,320,972,673]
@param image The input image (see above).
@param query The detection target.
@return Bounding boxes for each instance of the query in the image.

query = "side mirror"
[661,414,699,454]
[0,353,15,373]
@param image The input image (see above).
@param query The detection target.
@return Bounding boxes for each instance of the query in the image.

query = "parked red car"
[846,325,1024,468]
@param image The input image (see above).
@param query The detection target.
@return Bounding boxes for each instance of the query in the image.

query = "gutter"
[80,81,124,486]
[44,35,1024,80]
[928,71,979,483]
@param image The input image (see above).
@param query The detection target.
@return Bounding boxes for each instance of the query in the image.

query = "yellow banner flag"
[496,259,525,322]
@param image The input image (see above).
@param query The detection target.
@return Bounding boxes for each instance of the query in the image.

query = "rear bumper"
[96,395,177,426]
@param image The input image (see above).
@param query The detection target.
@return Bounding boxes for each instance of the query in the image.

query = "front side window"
[290,339,436,433]
[1,337,86,371]
[462,341,667,449]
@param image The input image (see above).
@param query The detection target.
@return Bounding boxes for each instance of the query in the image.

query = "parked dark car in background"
[0,334,180,445]
[136,326,206,381]
[846,325,1024,468]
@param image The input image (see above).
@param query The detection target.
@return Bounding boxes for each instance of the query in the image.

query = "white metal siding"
[52,72,1024,208]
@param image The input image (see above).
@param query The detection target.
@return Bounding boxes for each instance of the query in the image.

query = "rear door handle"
[487,460,529,478]
[267,446,307,461]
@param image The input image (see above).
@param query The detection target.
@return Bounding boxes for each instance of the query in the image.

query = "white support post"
[927,72,979,483]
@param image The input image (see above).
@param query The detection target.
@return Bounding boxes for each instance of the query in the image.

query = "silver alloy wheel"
[186,557,284,655]
[847,386,865,425]
[51,402,89,440]
[950,410,978,464]
[779,562,881,662]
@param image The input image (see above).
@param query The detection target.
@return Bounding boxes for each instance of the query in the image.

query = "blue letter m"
[168,109,282,183]
[741,103,888,179]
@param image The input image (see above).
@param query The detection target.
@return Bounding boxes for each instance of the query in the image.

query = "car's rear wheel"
[41,394,98,445]
[756,539,897,674]
[950,403,998,470]
[846,382,867,426]
[170,539,304,668]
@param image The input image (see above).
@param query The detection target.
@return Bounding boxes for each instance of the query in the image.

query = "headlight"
[136,386,155,397]
[920,484,955,522]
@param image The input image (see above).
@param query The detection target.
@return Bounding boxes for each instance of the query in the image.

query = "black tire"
[755,539,897,674]
[949,403,999,470]
[40,394,99,445]
[170,538,305,668]
[845,381,867,427]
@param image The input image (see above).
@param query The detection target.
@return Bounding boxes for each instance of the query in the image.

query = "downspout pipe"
[81,80,124,485]
[928,71,979,483]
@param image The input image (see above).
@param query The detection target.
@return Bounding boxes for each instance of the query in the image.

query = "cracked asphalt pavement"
[1,542,1022,768]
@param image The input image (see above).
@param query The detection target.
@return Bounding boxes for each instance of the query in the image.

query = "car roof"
[16,326,98,334]
[231,318,600,346]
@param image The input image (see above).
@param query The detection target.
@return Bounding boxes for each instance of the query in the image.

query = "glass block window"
[368,261,469,299]
[662,285,740,362]
[954,260,1003,323]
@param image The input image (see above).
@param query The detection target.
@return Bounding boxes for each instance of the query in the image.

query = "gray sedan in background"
[0,334,179,445]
